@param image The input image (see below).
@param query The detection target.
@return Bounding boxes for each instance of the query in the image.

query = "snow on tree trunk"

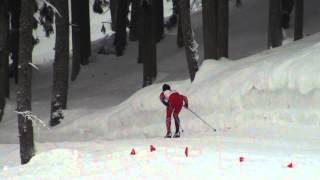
[71,0,81,81]
[0,0,9,122]
[17,0,35,164]
[50,0,69,126]
[177,0,199,81]
[294,0,304,41]
[268,0,283,48]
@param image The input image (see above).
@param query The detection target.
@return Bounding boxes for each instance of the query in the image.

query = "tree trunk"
[0,0,9,122]
[140,0,157,87]
[202,0,218,59]
[71,0,81,81]
[154,0,164,42]
[129,0,140,41]
[177,16,184,48]
[268,0,283,48]
[151,0,158,77]
[114,0,129,56]
[79,0,91,65]
[17,0,35,164]
[282,0,294,29]
[110,0,118,31]
[175,0,183,47]
[9,0,21,84]
[50,0,69,127]
[217,0,229,58]
[177,0,199,81]
[294,0,303,41]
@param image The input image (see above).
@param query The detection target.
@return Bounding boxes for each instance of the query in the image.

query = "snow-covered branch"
[28,62,40,70]
[15,111,50,130]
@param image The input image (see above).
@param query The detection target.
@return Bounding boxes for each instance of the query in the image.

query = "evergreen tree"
[50,0,70,126]
[17,0,36,164]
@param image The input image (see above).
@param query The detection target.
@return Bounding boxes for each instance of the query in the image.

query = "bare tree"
[17,0,36,164]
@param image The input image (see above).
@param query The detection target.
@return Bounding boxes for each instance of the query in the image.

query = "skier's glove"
[184,104,188,109]
[162,100,169,107]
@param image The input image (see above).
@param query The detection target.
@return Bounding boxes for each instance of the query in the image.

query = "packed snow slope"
[49,31,320,141]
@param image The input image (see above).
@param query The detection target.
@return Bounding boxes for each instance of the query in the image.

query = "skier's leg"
[166,106,173,134]
[173,115,180,133]
[172,95,183,136]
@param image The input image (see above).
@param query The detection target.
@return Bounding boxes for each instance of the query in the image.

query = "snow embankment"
[53,33,320,140]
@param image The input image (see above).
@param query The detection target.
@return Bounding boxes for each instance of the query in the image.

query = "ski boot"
[173,131,180,138]
[164,132,172,138]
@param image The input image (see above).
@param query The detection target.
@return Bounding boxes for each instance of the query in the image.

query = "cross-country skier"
[159,84,188,138]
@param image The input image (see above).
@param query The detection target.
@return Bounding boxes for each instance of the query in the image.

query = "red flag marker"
[185,147,189,157]
[239,156,245,163]
[150,145,156,152]
[287,162,293,168]
[130,148,136,155]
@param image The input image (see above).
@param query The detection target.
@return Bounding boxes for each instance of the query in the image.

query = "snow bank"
[87,33,320,139]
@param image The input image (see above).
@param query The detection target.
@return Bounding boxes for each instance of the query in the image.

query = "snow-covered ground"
[1,0,320,179]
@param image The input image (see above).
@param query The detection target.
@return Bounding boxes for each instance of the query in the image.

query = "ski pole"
[185,107,216,132]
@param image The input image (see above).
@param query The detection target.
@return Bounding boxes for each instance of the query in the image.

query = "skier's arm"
[182,95,188,108]
[160,93,169,107]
